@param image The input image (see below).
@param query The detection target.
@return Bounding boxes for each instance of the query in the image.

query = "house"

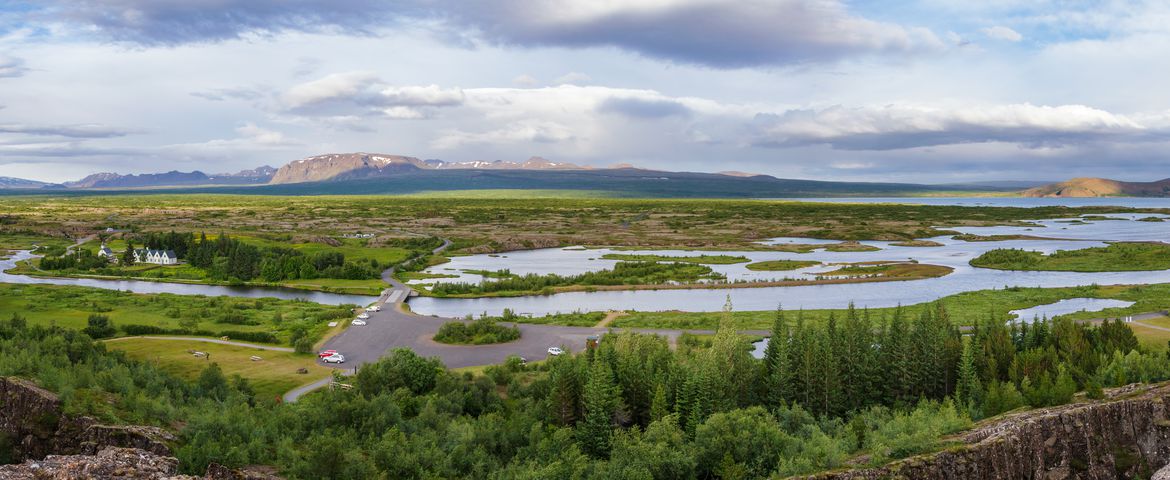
[97,244,114,258]
[133,248,178,265]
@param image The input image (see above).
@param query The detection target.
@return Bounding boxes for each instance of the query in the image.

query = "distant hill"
[170,167,998,198]
[0,176,51,189]
[270,152,590,184]
[63,167,276,189]
[1022,177,1170,197]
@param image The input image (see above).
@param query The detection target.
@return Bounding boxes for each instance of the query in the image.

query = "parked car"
[547,347,565,356]
[351,319,367,326]
[366,305,381,312]
[357,312,370,320]
[317,349,337,359]
[322,353,346,364]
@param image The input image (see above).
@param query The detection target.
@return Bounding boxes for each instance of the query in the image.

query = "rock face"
[269,153,427,184]
[1022,177,1170,197]
[801,383,1170,479]
[0,377,173,461]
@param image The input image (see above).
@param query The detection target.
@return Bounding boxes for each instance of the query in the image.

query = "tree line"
[3,298,1169,479]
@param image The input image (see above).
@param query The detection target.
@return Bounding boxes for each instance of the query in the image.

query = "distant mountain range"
[0,176,51,189]
[1022,177,1170,197]
[3,152,1164,198]
[62,166,278,189]
[268,153,592,184]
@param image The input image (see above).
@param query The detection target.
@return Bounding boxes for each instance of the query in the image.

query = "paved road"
[104,335,295,352]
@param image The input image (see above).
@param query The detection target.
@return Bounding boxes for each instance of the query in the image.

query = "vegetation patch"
[818,262,952,279]
[745,260,820,271]
[0,283,354,347]
[971,242,1170,272]
[823,242,881,252]
[600,253,751,264]
[1137,217,1165,222]
[106,337,329,400]
[433,317,521,344]
[890,239,945,247]
[952,234,1052,242]
[428,261,725,297]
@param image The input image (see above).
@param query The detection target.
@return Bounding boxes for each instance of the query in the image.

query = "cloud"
[982,26,1023,42]
[553,72,592,85]
[282,73,463,119]
[36,0,943,68]
[442,0,946,67]
[752,103,1158,150]
[0,54,27,78]
[597,97,691,118]
[379,85,465,107]
[234,123,288,145]
[432,120,575,149]
[0,123,136,138]
[512,74,539,87]
[190,86,266,102]
[282,71,382,110]
[39,0,416,46]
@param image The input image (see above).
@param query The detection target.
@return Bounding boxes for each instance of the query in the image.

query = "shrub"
[433,318,521,345]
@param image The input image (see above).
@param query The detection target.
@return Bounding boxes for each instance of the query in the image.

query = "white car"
[366,305,381,312]
[547,347,565,356]
[351,319,367,326]
[356,312,370,320]
[322,353,346,364]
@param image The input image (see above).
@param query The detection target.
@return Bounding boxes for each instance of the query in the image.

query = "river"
[0,250,374,306]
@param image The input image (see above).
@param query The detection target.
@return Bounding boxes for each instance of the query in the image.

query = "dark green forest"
[2,302,1168,479]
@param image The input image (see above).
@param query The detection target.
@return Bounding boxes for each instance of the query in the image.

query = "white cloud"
[512,74,539,87]
[235,123,288,145]
[283,71,381,109]
[379,84,465,106]
[753,103,1154,150]
[553,72,592,85]
[432,120,575,149]
[982,26,1023,42]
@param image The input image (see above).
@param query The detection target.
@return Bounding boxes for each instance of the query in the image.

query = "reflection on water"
[409,212,1170,317]
[0,250,374,306]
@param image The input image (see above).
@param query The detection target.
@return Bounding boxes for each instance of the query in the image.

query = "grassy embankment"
[105,337,331,400]
[971,242,1170,272]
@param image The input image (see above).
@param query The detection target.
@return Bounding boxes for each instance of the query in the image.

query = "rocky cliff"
[800,383,1170,479]
[268,153,427,184]
[1022,177,1170,197]
[0,377,277,479]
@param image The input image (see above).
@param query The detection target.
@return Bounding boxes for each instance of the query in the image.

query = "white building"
[97,244,114,258]
[134,249,178,265]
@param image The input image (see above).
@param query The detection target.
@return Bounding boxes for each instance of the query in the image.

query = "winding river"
[407,212,1170,317]
[0,250,374,306]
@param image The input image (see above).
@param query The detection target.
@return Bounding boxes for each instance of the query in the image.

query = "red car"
[317,349,337,359]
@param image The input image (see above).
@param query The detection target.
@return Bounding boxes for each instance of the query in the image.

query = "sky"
[1,0,1169,184]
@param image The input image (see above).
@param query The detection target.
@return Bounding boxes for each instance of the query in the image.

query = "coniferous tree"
[121,241,136,266]
[580,360,621,457]
[956,338,982,415]
[762,305,793,407]
[650,382,670,422]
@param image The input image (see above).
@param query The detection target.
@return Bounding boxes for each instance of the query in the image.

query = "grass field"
[105,337,330,400]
